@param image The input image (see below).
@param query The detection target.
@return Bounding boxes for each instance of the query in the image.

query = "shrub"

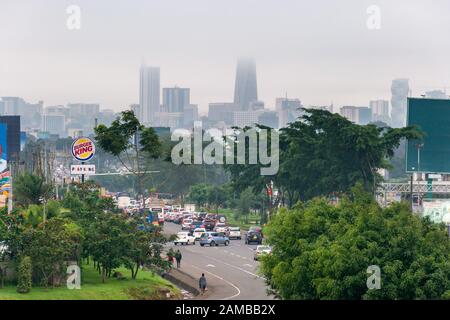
[17,256,32,294]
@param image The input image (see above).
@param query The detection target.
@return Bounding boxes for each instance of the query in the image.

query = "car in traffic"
[181,218,193,230]
[228,227,241,240]
[253,245,272,260]
[199,232,230,247]
[193,227,207,240]
[214,223,228,234]
[189,221,205,232]
[174,232,196,245]
[203,218,216,231]
[245,231,263,245]
[249,226,263,236]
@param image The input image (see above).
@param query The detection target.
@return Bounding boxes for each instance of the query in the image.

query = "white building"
[370,100,390,124]
[139,65,160,125]
[276,97,302,128]
[41,114,66,137]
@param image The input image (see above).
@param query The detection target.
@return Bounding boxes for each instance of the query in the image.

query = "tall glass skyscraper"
[233,58,258,110]
[139,65,160,125]
[391,78,409,128]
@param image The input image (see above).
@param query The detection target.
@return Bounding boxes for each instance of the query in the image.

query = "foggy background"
[1,0,449,114]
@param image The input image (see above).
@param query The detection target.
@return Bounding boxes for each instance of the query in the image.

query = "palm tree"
[13,173,53,207]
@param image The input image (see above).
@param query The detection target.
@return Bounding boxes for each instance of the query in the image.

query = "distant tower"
[139,65,160,125]
[391,79,409,128]
[233,58,258,110]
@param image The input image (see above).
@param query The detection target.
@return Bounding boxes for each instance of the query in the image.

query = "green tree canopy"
[260,185,450,299]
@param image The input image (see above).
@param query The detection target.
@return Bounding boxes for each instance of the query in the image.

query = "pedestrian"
[175,250,182,268]
[199,273,207,295]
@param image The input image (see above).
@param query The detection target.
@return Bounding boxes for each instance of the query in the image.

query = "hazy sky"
[1,0,449,115]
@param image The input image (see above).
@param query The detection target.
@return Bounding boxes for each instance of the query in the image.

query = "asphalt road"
[163,222,274,300]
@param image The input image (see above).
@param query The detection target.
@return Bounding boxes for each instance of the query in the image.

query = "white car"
[174,232,196,245]
[254,245,272,260]
[228,227,241,240]
[193,228,206,240]
[214,223,228,233]
[181,218,193,230]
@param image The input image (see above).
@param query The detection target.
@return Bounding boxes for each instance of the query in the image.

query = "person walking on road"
[199,273,207,295]
[175,250,182,268]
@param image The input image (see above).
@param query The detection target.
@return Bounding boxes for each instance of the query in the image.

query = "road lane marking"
[243,264,254,268]
[203,255,265,280]
[206,264,216,268]
[188,264,241,300]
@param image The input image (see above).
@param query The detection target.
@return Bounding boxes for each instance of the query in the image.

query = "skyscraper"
[391,79,409,128]
[139,66,160,125]
[162,87,190,113]
[370,100,390,124]
[276,97,302,128]
[233,58,258,110]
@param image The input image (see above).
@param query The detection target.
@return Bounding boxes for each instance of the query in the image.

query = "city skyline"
[1,1,450,114]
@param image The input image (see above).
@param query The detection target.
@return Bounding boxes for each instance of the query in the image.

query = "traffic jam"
[162,206,272,261]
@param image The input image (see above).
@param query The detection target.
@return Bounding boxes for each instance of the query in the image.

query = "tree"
[187,184,210,208]
[13,173,53,207]
[260,185,450,299]
[17,256,32,293]
[94,110,162,205]
[225,109,422,207]
[19,218,83,287]
[84,213,131,283]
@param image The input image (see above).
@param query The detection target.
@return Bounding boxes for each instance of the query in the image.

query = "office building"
[233,58,258,110]
[183,104,199,127]
[139,65,160,125]
[208,103,241,125]
[41,114,66,137]
[163,87,190,113]
[391,79,409,128]
[276,97,302,128]
[370,100,390,124]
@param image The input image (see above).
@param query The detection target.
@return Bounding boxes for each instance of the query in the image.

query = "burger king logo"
[72,137,96,162]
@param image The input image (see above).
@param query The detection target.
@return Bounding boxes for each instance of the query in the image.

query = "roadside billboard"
[0,116,20,162]
[0,123,7,173]
[406,98,450,173]
[422,200,450,224]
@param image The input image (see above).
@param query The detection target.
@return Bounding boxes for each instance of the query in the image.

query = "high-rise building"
[183,104,199,127]
[340,106,360,123]
[41,114,66,137]
[370,100,390,124]
[276,98,302,128]
[391,79,409,128]
[162,87,190,113]
[358,107,372,125]
[67,103,100,118]
[232,111,261,127]
[233,58,258,110]
[208,103,241,125]
[139,66,160,125]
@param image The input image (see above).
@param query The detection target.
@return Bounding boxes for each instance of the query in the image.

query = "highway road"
[163,222,274,300]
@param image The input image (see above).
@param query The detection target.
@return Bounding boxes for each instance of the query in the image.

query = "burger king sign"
[72,137,96,162]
